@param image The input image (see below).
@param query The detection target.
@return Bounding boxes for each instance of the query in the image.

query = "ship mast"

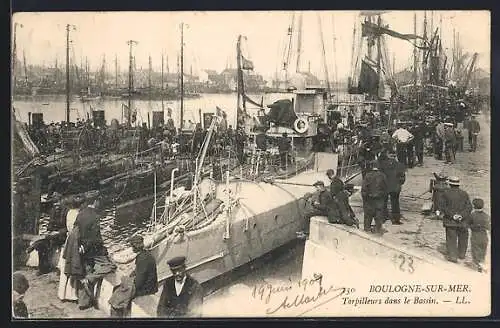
[101,54,106,94]
[115,54,118,90]
[180,22,185,129]
[283,13,295,87]
[413,13,417,90]
[376,14,382,98]
[65,24,75,123]
[422,11,428,85]
[161,52,165,111]
[295,12,303,73]
[236,35,246,129]
[23,50,29,88]
[12,23,22,96]
[148,54,152,100]
[317,13,331,94]
[127,40,138,127]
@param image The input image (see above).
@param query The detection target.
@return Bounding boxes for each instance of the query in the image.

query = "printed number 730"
[392,254,415,274]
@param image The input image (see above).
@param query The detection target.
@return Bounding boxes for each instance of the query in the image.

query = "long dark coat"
[157,275,203,318]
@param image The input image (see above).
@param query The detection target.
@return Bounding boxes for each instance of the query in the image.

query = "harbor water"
[12,92,295,128]
[15,92,307,290]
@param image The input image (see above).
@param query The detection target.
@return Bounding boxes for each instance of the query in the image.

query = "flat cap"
[167,256,186,268]
[312,181,325,187]
[472,198,484,209]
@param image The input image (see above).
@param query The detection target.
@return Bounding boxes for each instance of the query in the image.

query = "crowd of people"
[13,93,489,318]
[15,190,204,318]
[303,97,488,273]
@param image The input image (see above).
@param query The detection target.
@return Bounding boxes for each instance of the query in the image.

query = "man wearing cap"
[377,152,406,225]
[157,256,203,318]
[469,198,490,272]
[278,132,291,170]
[379,130,392,154]
[431,172,449,215]
[443,123,456,164]
[411,121,425,166]
[468,115,480,152]
[309,181,342,224]
[358,139,377,179]
[75,191,116,310]
[326,170,358,227]
[438,177,472,263]
[435,119,445,160]
[109,235,158,317]
[361,161,388,234]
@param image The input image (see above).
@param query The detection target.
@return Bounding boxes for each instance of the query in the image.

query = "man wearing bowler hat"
[157,256,203,318]
[437,177,472,263]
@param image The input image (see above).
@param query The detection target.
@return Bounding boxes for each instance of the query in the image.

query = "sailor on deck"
[278,132,291,170]
[156,256,203,318]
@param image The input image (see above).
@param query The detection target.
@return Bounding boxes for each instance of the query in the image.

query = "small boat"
[81,95,102,102]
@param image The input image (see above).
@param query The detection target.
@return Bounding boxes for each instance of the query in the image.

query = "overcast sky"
[12,10,490,81]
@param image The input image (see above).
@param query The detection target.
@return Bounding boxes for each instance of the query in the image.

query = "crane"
[462,52,478,91]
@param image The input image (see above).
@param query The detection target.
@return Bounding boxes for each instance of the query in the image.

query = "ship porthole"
[253,223,257,229]
[274,215,279,223]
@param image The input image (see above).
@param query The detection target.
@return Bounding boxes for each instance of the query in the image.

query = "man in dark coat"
[443,123,456,164]
[300,181,341,235]
[412,122,425,166]
[431,173,449,214]
[75,191,116,310]
[437,177,472,263]
[377,152,406,225]
[469,198,490,272]
[358,140,376,178]
[28,195,69,275]
[468,115,480,152]
[361,161,388,234]
[326,169,358,227]
[278,133,291,170]
[109,235,159,317]
[157,256,203,318]
[235,128,246,164]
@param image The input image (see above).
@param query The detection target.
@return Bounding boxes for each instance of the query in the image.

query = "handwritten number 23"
[395,254,414,274]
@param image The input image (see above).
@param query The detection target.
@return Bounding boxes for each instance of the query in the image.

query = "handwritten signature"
[252,273,324,304]
[251,273,355,315]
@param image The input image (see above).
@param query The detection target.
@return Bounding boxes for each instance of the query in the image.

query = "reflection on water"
[100,212,152,255]
[12,93,294,127]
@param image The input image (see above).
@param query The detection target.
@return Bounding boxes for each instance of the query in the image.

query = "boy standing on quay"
[469,198,490,272]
